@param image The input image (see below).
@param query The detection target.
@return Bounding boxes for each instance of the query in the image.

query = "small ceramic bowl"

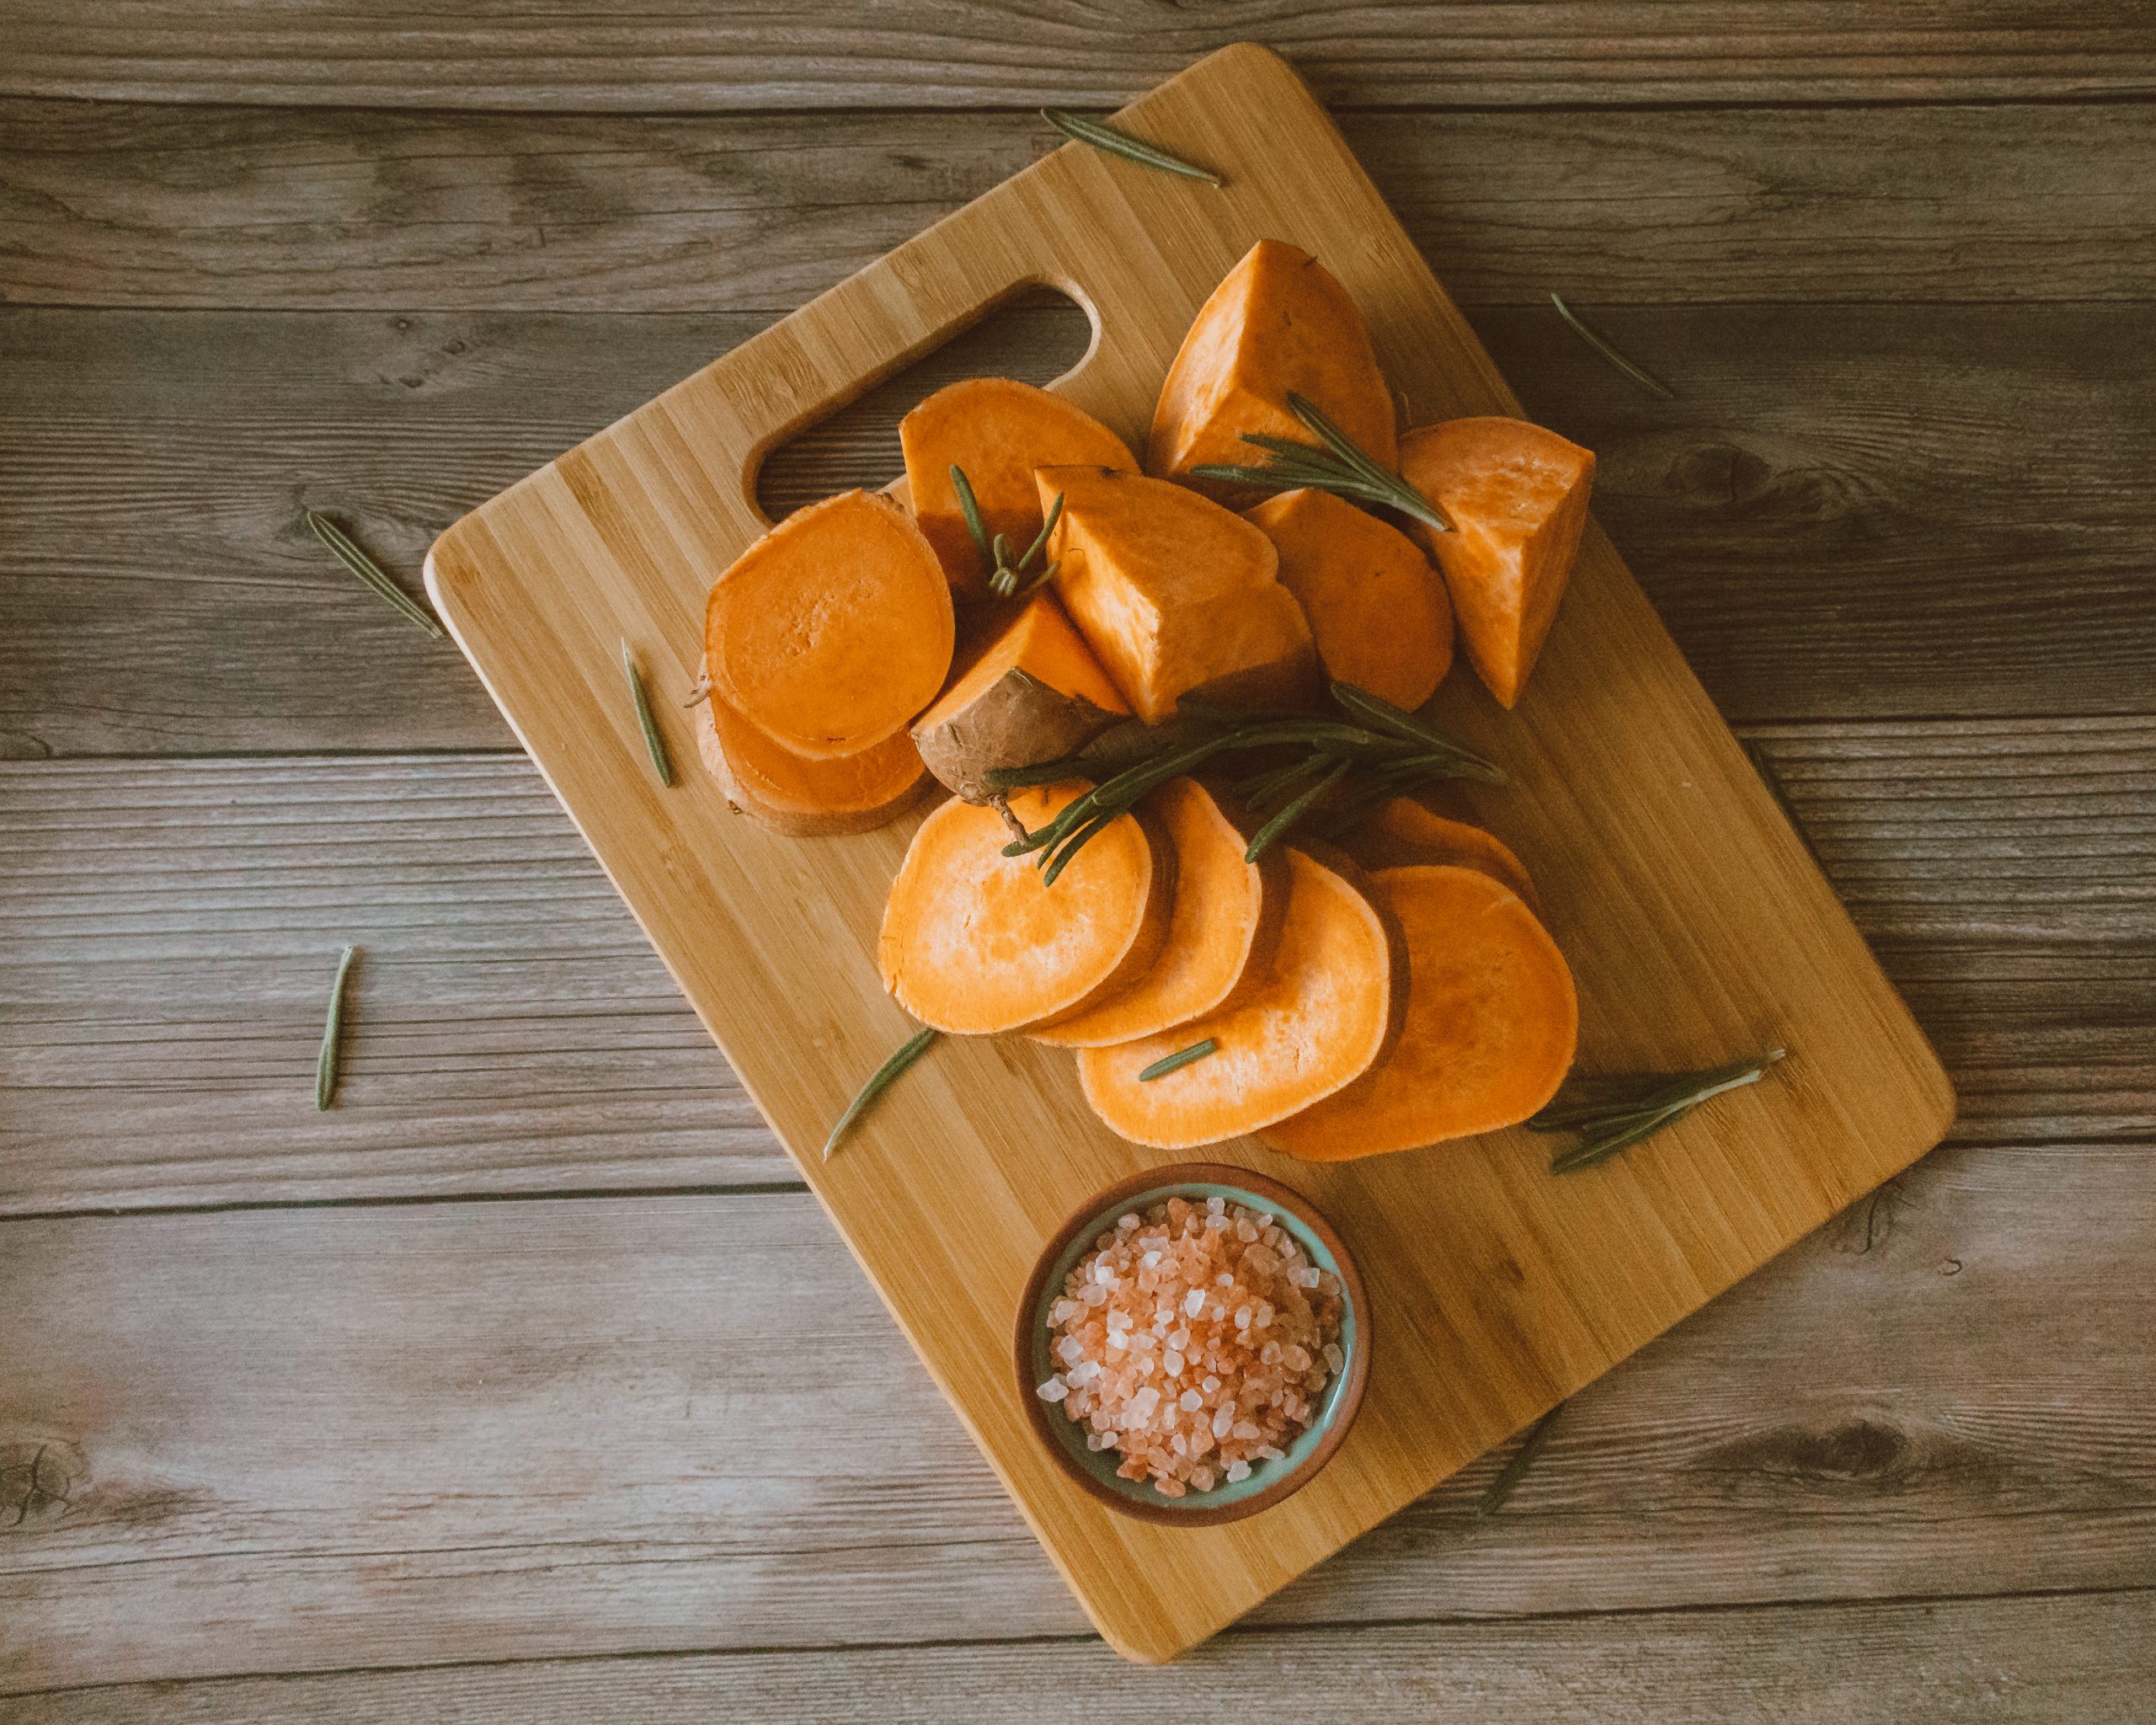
[1015,1162,1370,1525]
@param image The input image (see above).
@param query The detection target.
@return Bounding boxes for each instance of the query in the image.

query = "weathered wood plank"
[6,302,2153,761]
[2,1146,2149,1690]
[8,101,2150,311]
[8,6,2153,109]
[2,725,2147,1214]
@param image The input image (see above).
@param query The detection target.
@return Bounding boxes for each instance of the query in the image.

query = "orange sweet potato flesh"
[900,378,1138,598]
[1149,238,1397,500]
[1041,464,1316,723]
[1032,777,1289,1049]
[705,489,955,758]
[1243,488,1453,712]
[1397,418,1594,709]
[696,692,932,837]
[910,592,1128,803]
[1076,844,1406,1148]
[1264,864,1577,1161]
[879,781,1173,1036]
[1339,795,1538,910]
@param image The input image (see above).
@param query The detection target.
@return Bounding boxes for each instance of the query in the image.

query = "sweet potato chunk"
[1149,238,1396,499]
[879,782,1173,1035]
[1263,864,1577,1160]
[900,378,1138,598]
[910,592,1128,803]
[1032,777,1288,1048]
[1040,464,1316,723]
[1397,418,1594,708]
[704,490,954,758]
[1243,488,1453,711]
[1338,795,1538,909]
[1076,845,1406,1148]
[696,694,931,837]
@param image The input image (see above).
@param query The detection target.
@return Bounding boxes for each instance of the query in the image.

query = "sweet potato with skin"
[1041,464,1316,723]
[1339,794,1538,910]
[900,378,1138,598]
[1397,418,1594,708]
[1149,239,1396,500]
[696,692,933,837]
[1263,864,1577,1160]
[704,489,954,759]
[1243,488,1453,712]
[879,782,1173,1036]
[910,592,1128,803]
[1032,777,1289,1048]
[1075,844,1406,1148]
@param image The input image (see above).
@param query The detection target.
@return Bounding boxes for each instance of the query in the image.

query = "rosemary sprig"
[621,639,673,787]
[825,1026,940,1160]
[315,943,359,1111]
[1042,109,1225,188]
[1139,1039,1218,1081]
[1531,1049,1786,1173]
[1189,393,1454,534]
[950,466,1064,597]
[1550,293,1677,402]
[305,510,445,638]
[1241,755,1353,863]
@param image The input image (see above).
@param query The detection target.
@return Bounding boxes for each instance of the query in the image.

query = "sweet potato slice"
[695,692,931,837]
[1396,417,1594,708]
[910,592,1129,803]
[1148,238,1396,499]
[1339,795,1538,910]
[1040,464,1316,722]
[900,378,1138,598]
[704,489,955,759]
[1075,844,1405,1148]
[1263,864,1577,1160]
[1243,488,1453,711]
[1032,777,1288,1049]
[878,781,1173,1035]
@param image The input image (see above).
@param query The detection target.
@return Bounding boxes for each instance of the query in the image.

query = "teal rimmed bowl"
[1015,1162,1370,1525]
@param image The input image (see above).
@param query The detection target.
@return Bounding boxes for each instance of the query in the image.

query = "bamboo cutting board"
[426,43,1953,1664]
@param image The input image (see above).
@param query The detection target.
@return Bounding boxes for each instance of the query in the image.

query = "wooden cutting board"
[426,42,1953,1664]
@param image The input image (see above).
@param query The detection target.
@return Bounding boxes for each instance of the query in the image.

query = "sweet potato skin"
[1149,238,1397,502]
[696,692,934,837]
[900,378,1138,598]
[1338,795,1539,910]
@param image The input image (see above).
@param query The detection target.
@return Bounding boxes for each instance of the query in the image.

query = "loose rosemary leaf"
[1550,293,1678,401]
[1138,1039,1218,1081]
[306,510,446,638]
[825,1026,941,1160]
[1042,109,1226,188]
[315,943,359,1111]
[621,639,673,788]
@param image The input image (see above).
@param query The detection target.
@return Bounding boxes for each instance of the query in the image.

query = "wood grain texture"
[8,3,2153,109]
[3,1146,2150,1690]
[421,45,1951,1659]
[8,299,2153,760]
[3,723,2147,1215]
[10,100,2153,311]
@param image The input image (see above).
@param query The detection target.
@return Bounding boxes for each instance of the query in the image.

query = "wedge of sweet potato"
[1040,464,1316,722]
[1149,238,1396,500]
[878,781,1173,1035]
[696,692,933,837]
[704,489,955,759]
[1397,417,1594,708]
[1264,863,1577,1160]
[1032,777,1289,1049]
[1244,488,1453,712]
[900,378,1138,598]
[910,592,1128,803]
[1075,843,1405,1148]
[1338,795,1538,910]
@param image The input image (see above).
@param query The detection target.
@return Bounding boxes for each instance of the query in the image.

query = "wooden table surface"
[3,6,2153,1717]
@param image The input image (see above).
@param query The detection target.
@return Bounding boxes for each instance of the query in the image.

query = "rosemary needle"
[1531,1049,1785,1173]
[1139,1039,1218,1081]
[1042,109,1225,188]
[1550,293,1677,402]
[825,1026,940,1160]
[621,639,673,788]
[315,943,358,1111]
[305,510,445,638]
[1478,1402,1562,1516]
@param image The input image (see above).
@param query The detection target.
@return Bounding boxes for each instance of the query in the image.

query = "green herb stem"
[1190,393,1453,534]
[1138,1039,1219,1081]
[622,639,674,788]
[315,943,359,1111]
[1531,1049,1785,1173]
[825,1026,940,1160]
[1042,109,1225,188]
[306,510,446,638]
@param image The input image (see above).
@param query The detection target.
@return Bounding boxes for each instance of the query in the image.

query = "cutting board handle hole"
[754,286,1096,523]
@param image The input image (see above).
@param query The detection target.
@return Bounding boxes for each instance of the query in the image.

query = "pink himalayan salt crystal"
[1043,1196,1345,1498]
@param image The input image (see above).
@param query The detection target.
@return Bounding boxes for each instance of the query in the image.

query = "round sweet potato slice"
[1338,795,1538,910]
[696,693,933,837]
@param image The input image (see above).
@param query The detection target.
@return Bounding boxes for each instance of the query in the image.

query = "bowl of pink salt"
[1016,1164,1369,1525]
